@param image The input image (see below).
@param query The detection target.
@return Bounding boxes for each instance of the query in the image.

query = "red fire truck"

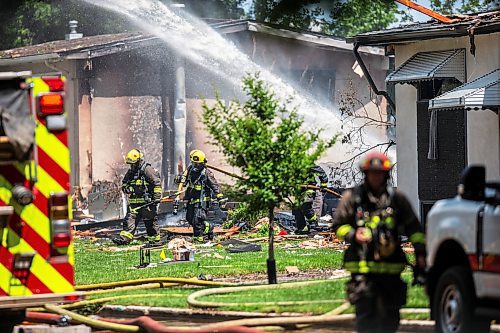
[0,72,80,331]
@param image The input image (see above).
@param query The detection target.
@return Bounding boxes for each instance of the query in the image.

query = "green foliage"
[175,0,245,19]
[430,0,499,14]
[223,202,267,229]
[202,74,336,214]
[253,0,398,36]
[323,0,398,37]
[0,0,245,50]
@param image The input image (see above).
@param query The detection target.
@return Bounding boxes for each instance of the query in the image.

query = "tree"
[202,74,335,283]
[252,0,399,36]
[0,0,245,50]
[329,79,396,187]
[430,0,499,14]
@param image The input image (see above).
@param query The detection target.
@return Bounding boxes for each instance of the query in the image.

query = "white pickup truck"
[426,165,500,333]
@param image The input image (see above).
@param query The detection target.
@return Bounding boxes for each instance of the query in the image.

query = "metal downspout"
[173,57,187,175]
[353,43,396,112]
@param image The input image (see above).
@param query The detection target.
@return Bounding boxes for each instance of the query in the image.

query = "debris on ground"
[285,266,300,275]
[253,217,282,236]
[217,268,349,284]
[220,239,262,253]
[167,238,196,251]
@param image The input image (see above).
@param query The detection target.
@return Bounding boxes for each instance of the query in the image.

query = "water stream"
[83,0,388,186]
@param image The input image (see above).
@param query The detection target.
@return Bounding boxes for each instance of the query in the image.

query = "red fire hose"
[102,316,266,333]
[27,310,265,333]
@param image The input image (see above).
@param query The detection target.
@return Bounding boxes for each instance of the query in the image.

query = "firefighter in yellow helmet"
[332,152,426,333]
[113,149,162,246]
[175,149,227,242]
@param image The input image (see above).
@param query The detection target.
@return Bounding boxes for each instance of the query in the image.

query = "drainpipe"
[172,4,187,177]
[353,43,396,112]
[173,57,187,176]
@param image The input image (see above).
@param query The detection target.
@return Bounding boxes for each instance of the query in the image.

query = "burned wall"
[78,48,170,191]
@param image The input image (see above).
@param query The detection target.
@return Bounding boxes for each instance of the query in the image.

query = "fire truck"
[0,72,80,331]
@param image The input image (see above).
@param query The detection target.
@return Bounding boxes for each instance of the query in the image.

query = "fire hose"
[129,190,186,214]
[206,164,342,198]
[26,277,429,332]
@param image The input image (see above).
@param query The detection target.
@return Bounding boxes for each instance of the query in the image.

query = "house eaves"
[0,33,161,66]
[213,20,384,55]
[347,10,500,46]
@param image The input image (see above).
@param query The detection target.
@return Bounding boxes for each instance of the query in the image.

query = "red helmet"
[360,152,392,172]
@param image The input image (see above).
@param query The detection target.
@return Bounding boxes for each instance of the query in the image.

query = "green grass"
[74,238,429,317]
[74,239,343,285]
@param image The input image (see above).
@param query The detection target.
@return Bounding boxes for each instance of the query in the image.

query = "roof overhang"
[386,49,465,84]
[213,20,384,55]
[429,69,500,111]
[347,13,500,46]
[0,34,162,67]
[0,53,60,66]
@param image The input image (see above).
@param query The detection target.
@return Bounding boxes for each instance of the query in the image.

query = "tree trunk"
[267,206,277,284]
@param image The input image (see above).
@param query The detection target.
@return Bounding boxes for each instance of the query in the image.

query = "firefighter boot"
[145,234,162,248]
[112,231,134,245]
[192,236,204,243]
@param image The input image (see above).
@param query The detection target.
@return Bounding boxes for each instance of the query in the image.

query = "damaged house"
[0,20,390,221]
[349,10,500,222]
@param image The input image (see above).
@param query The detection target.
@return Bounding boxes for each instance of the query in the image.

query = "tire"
[433,266,490,333]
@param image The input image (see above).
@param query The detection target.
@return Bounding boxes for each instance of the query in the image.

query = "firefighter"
[112,149,162,246]
[294,164,329,234]
[332,152,426,333]
[175,149,227,242]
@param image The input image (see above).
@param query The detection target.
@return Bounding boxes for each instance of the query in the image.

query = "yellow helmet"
[125,149,143,164]
[189,149,206,163]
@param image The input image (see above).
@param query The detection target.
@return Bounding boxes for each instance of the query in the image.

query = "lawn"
[73,237,428,317]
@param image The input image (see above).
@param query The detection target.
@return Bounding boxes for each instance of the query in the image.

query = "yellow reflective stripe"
[31,251,73,293]
[133,180,149,185]
[305,189,315,194]
[216,193,224,198]
[153,187,162,193]
[409,232,426,244]
[35,120,70,173]
[6,228,73,293]
[192,185,202,190]
[359,260,369,274]
[129,198,146,204]
[0,175,51,243]
[120,231,134,239]
[306,214,318,222]
[385,217,395,229]
[28,77,50,96]
[0,262,32,296]
[336,224,353,240]
[320,183,328,187]
[344,261,406,274]
[31,166,65,196]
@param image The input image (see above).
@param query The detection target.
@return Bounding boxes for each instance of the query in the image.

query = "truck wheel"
[433,266,490,333]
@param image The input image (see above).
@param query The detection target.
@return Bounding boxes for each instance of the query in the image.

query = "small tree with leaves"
[202,73,335,283]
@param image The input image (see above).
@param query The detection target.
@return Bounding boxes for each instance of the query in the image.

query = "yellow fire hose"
[187,279,335,308]
[44,303,140,332]
[36,277,428,332]
[76,277,234,291]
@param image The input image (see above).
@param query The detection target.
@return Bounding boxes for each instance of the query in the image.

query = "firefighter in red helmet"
[333,152,426,333]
